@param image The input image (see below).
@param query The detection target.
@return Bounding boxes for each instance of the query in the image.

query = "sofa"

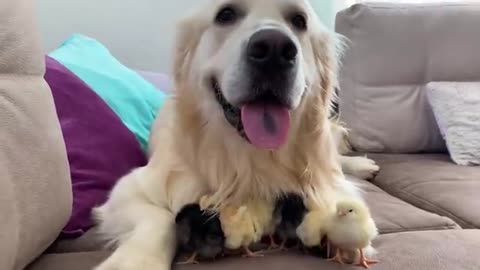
[1,1,479,270]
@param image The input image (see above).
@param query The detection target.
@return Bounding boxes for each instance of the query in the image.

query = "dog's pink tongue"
[241,103,290,150]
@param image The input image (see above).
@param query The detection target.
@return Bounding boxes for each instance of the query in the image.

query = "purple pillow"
[45,56,147,238]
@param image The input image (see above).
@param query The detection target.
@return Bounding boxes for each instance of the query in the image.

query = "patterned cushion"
[426,82,480,166]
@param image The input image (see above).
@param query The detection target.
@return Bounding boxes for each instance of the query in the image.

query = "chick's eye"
[290,14,307,31]
[215,6,238,25]
[348,209,354,213]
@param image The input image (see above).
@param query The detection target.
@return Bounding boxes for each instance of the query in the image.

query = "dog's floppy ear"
[309,24,344,115]
[172,11,207,86]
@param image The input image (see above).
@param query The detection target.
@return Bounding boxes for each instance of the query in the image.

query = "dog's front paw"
[341,156,380,180]
[95,249,170,270]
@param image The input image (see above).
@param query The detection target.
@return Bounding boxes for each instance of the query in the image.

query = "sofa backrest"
[0,1,72,269]
[335,2,480,153]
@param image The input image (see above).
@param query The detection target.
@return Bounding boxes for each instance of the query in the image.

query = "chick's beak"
[338,211,347,217]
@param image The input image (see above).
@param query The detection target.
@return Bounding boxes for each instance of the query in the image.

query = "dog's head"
[174,0,339,150]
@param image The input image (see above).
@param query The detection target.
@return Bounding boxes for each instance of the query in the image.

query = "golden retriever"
[93,1,379,269]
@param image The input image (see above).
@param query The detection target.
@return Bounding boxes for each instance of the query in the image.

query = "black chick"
[175,204,225,264]
[273,193,307,250]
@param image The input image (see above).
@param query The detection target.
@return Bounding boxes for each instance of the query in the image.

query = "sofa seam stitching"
[379,224,460,235]
[374,183,475,229]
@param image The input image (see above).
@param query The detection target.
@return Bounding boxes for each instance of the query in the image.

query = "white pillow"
[426,82,480,166]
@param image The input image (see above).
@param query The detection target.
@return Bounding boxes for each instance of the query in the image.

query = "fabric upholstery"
[46,227,108,254]
[426,82,480,166]
[26,252,110,270]
[348,176,460,234]
[335,2,480,153]
[370,153,480,229]
[46,176,459,255]
[44,57,147,238]
[0,1,71,269]
[28,230,480,270]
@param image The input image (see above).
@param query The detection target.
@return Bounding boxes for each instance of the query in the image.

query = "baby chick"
[218,204,263,257]
[296,196,331,249]
[246,198,277,250]
[200,195,275,256]
[273,193,307,250]
[325,198,379,268]
[175,204,225,264]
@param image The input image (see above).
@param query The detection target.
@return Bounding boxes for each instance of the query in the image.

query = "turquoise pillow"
[49,34,167,152]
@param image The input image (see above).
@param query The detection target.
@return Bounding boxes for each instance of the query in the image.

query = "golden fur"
[169,4,342,208]
[93,1,379,270]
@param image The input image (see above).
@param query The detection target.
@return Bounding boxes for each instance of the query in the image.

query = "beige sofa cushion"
[28,230,480,270]
[335,3,480,153]
[45,176,459,255]
[46,227,107,254]
[370,154,480,229]
[349,176,460,234]
[0,1,72,269]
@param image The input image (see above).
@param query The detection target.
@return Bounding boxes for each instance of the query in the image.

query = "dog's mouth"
[211,77,291,150]
[211,77,247,140]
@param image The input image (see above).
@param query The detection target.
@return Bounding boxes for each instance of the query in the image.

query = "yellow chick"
[245,198,277,249]
[296,196,331,249]
[325,198,379,268]
[296,210,326,248]
[218,204,263,257]
[199,195,275,255]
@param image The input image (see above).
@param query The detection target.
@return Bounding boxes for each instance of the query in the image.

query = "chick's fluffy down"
[296,210,328,247]
[219,205,257,250]
[296,195,334,247]
[246,198,276,241]
[326,199,378,251]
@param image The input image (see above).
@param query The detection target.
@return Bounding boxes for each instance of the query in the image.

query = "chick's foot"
[267,235,280,250]
[357,248,379,269]
[242,247,264,258]
[275,239,290,251]
[327,248,345,265]
[325,241,331,258]
[176,252,199,265]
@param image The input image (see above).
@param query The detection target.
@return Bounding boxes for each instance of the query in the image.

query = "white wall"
[37,0,206,72]
[37,0,341,73]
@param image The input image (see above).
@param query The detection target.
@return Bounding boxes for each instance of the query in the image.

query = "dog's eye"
[290,13,307,31]
[215,6,238,25]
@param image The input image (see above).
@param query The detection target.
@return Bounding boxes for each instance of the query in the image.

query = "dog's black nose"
[247,29,297,70]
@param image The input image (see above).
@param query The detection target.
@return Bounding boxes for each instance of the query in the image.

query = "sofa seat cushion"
[371,229,480,270]
[29,230,480,270]
[27,252,109,270]
[46,176,459,255]
[349,176,460,234]
[46,227,107,254]
[370,154,480,228]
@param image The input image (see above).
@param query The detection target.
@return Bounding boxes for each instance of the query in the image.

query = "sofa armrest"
[0,1,72,269]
